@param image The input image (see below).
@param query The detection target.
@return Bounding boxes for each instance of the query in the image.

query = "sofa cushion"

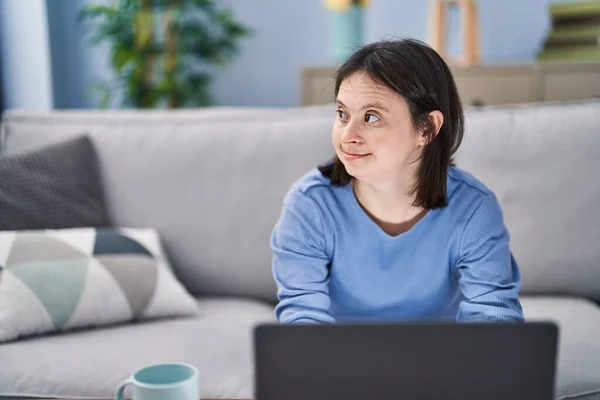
[522,296,600,400]
[0,135,109,231]
[456,100,600,301]
[0,296,597,400]
[0,106,335,302]
[0,297,276,399]
[0,227,199,343]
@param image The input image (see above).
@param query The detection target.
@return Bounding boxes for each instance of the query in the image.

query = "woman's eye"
[365,113,380,123]
[336,109,348,121]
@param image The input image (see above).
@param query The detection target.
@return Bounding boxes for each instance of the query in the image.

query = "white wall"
[0,0,54,110]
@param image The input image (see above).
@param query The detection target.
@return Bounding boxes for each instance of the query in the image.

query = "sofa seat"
[2,296,600,400]
[522,296,600,400]
[0,298,276,399]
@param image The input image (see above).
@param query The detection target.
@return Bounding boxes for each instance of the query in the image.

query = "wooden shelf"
[301,62,600,107]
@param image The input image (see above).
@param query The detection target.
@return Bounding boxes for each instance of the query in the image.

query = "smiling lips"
[341,149,371,160]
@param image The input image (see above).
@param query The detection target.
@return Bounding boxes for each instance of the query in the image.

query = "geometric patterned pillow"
[0,227,199,343]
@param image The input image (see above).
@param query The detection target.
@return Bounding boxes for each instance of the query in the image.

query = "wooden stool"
[427,0,481,66]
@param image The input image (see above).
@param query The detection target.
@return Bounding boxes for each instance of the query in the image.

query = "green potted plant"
[78,0,251,108]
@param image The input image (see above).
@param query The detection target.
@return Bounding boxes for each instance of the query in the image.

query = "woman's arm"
[456,193,525,322]
[271,189,335,324]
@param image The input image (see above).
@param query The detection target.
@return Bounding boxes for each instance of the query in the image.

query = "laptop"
[254,322,558,400]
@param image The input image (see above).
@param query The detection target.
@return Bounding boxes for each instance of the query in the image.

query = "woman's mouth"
[341,149,371,161]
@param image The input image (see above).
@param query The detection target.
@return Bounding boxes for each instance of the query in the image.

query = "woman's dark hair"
[318,39,464,209]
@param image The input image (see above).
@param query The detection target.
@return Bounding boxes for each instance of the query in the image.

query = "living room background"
[0,0,584,110]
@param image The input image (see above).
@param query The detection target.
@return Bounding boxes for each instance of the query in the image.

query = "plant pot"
[331,4,364,63]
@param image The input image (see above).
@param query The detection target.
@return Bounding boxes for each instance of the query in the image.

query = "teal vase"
[331,5,364,64]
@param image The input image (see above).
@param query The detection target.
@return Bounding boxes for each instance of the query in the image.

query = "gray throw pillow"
[0,135,109,230]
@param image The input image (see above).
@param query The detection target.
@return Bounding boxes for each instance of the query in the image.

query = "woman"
[271,39,524,324]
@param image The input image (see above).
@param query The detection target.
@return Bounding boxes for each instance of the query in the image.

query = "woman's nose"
[340,124,363,144]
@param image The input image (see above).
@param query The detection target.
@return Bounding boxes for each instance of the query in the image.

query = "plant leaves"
[78,0,250,108]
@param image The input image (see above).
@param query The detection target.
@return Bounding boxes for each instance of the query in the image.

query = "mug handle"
[115,377,133,400]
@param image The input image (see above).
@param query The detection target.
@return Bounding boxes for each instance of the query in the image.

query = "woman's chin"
[342,163,367,179]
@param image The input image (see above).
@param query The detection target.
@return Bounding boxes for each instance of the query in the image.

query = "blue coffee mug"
[115,363,199,400]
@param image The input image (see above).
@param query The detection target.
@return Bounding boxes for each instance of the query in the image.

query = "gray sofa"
[0,100,599,400]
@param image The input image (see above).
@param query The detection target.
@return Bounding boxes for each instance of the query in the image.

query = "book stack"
[537,0,600,62]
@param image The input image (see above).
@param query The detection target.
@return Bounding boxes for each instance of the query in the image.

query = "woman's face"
[332,71,425,186]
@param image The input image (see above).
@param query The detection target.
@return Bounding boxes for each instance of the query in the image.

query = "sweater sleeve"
[270,189,335,324]
[456,193,525,322]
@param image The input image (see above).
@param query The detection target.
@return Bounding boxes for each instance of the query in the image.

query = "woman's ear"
[418,110,444,146]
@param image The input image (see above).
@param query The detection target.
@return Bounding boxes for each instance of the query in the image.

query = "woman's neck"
[352,175,426,228]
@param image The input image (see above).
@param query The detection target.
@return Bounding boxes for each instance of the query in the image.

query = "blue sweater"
[271,166,524,324]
